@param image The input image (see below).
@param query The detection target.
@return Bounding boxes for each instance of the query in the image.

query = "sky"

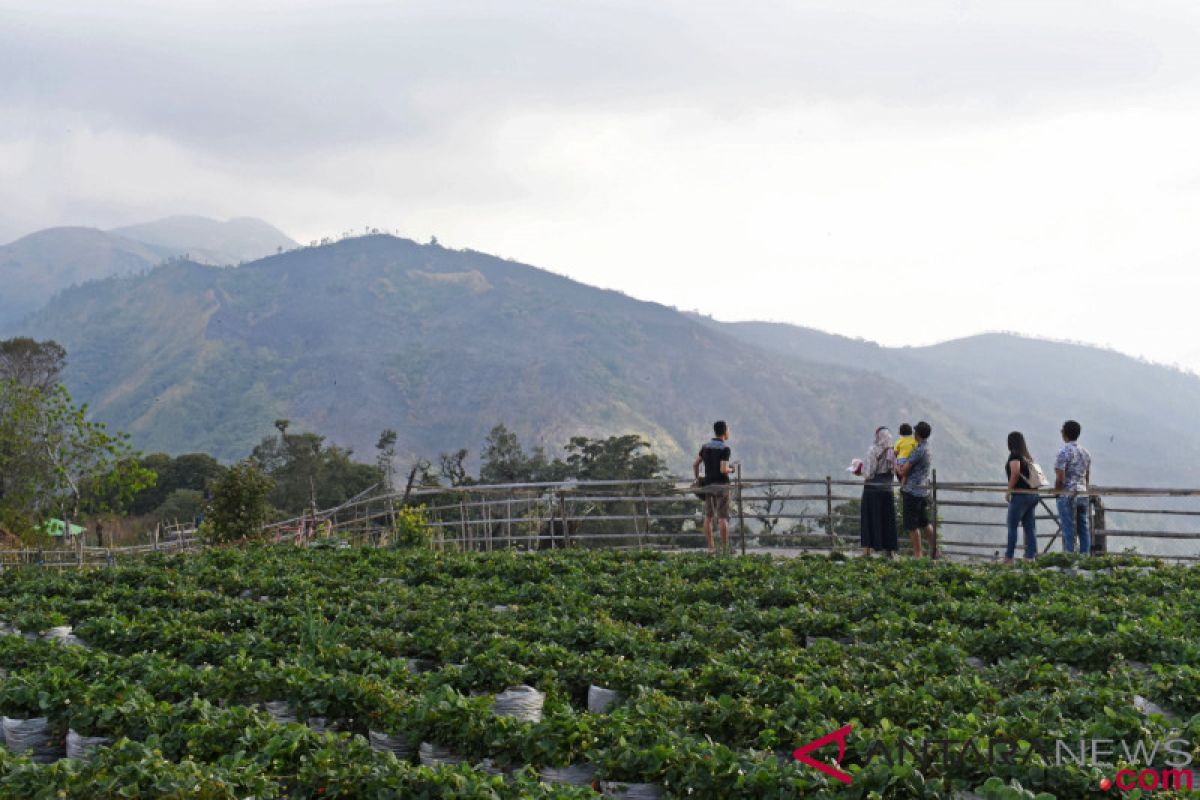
[4,0,1200,371]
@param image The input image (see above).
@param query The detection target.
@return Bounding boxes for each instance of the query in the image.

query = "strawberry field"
[1,547,1199,799]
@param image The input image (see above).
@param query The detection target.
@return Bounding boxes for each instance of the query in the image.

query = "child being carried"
[894,423,917,487]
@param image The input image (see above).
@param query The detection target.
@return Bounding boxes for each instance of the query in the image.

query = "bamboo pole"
[931,469,939,561]
[737,464,747,557]
[559,492,570,549]
[824,476,834,552]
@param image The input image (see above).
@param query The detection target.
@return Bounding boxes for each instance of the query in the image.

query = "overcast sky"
[4,1,1200,371]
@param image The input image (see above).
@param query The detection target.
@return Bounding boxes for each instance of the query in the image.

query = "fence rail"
[0,526,200,570]
[9,475,1200,568]
[261,473,1200,562]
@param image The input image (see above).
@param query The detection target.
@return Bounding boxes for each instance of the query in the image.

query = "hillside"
[718,321,1200,487]
[0,216,298,329]
[0,227,175,328]
[109,216,297,265]
[9,235,993,477]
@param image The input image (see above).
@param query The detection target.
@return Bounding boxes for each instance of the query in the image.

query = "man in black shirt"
[693,420,734,554]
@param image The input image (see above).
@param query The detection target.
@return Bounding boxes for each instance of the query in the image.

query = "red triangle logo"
[792,724,853,784]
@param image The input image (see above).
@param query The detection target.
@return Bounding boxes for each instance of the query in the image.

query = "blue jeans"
[1006,494,1039,559]
[1057,494,1090,554]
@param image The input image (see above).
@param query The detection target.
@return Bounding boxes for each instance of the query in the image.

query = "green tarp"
[38,518,85,537]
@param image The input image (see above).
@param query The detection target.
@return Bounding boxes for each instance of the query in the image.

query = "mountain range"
[5,231,1199,493]
[0,216,296,328]
[714,321,1200,489]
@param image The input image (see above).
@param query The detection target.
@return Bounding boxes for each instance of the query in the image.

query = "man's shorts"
[902,492,931,530]
[703,485,731,520]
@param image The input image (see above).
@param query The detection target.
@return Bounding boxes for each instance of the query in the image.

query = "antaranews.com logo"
[793,726,1196,792]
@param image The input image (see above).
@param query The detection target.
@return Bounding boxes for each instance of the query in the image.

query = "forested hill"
[10,235,993,477]
[716,321,1200,488]
[0,216,297,329]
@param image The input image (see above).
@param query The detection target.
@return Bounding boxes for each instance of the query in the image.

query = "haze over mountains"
[6,227,1199,488]
[0,216,296,327]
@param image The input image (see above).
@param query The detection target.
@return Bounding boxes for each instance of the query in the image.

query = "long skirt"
[860,476,898,551]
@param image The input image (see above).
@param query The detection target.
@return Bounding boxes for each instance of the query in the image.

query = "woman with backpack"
[1005,431,1044,562]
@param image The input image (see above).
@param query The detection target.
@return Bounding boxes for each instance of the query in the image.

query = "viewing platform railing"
[263,473,1200,562]
[11,478,1196,568]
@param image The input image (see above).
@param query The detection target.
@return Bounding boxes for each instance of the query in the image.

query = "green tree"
[154,488,205,525]
[0,337,66,391]
[0,379,153,537]
[36,385,155,520]
[479,425,526,484]
[204,460,273,544]
[479,424,564,484]
[0,379,46,534]
[250,424,382,515]
[438,448,472,487]
[561,434,667,481]
[128,453,225,516]
[375,429,398,490]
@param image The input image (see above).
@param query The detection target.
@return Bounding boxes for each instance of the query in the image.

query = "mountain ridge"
[8,235,994,478]
[7,233,1197,488]
[715,320,1200,487]
[0,216,297,329]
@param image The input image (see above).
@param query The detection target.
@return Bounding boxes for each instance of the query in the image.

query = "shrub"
[203,460,273,544]
[392,505,432,548]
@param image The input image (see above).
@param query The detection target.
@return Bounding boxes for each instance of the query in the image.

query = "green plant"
[392,505,432,548]
[203,459,273,544]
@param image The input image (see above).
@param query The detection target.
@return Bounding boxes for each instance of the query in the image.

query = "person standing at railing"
[693,420,734,555]
[1054,419,1092,555]
[1004,431,1041,563]
[860,426,898,557]
[895,421,935,558]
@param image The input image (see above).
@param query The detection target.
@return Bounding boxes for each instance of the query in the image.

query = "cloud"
[2,0,1193,161]
[3,1,1200,371]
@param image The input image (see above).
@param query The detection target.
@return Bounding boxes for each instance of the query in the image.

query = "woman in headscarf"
[860,426,898,556]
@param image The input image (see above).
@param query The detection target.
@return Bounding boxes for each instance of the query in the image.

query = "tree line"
[0,337,672,544]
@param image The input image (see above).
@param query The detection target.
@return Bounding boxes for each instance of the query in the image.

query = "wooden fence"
[0,523,200,570]
[7,476,1198,568]
[261,473,1200,562]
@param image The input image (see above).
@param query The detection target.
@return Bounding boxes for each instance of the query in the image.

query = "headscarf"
[863,426,895,478]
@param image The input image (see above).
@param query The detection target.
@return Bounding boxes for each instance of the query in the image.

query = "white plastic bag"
[541,763,596,785]
[419,741,465,768]
[3,716,65,763]
[493,685,544,722]
[601,781,662,799]
[587,685,622,714]
[66,729,112,761]
[44,625,89,648]
[262,700,296,724]
[368,730,414,760]
[475,757,504,776]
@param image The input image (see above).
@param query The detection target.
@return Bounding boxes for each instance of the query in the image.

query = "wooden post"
[824,476,835,553]
[931,469,939,560]
[484,502,492,552]
[737,465,747,557]
[558,492,569,549]
[506,499,513,549]
[641,487,653,551]
[153,523,160,552]
[458,498,468,551]
[1092,494,1106,555]
[631,495,642,550]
